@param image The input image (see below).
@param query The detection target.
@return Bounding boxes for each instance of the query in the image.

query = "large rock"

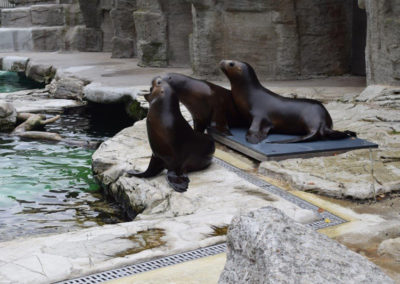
[356,85,400,109]
[110,0,136,58]
[31,27,64,51]
[111,37,135,58]
[1,8,32,27]
[378,237,400,262]
[259,102,400,199]
[31,4,65,26]
[48,75,88,100]
[0,101,17,131]
[363,0,400,85]
[189,0,352,79]
[25,61,56,84]
[92,117,320,224]
[64,25,103,51]
[219,207,394,284]
[1,56,29,72]
[134,1,167,67]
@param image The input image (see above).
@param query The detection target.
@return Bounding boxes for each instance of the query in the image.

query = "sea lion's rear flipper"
[270,130,319,144]
[126,155,164,178]
[166,171,189,193]
[324,129,357,139]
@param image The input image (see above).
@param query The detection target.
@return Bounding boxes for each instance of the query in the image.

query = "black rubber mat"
[209,128,378,161]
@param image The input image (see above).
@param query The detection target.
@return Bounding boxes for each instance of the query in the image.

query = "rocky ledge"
[260,86,400,200]
[219,207,394,284]
[92,116,320,225]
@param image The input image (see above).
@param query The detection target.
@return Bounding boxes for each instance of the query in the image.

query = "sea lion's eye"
[229,62,235,67]
[168,76,172,80]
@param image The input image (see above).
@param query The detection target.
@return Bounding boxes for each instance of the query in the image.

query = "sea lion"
[220,60,356,144]
[150,73,244,135]
[126,80,215,192]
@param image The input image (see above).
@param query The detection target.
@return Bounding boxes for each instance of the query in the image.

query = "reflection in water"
[0,113,131,242]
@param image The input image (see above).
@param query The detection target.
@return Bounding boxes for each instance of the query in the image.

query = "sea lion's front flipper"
[193,119,208,133]
[126,155,164,178]
[210,111,232,136]
[166,171,189,193]
[246,117,270,144]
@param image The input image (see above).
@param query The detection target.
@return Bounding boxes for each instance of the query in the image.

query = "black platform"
[208,128,378,161]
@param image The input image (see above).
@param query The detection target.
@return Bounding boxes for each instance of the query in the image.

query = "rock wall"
[190,0,352,78]
[133,0,192,67]
[364,0,400,85]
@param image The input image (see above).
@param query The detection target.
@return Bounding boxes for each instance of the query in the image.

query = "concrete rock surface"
[378,237,400,262]
[259,101,400,199]
[218,207,394,284]
[0,101,17,131]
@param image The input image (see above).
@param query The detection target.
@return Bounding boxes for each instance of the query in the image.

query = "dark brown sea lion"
[150,73,244,135]
[126,81,215,192]
[220,60,356,144]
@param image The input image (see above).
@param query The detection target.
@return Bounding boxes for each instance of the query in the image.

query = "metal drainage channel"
[60,157,346,284]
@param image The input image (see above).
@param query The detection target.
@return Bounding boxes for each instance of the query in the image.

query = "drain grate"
[58,243,227,284]
[59,158,346,283]
[213,157,346,229]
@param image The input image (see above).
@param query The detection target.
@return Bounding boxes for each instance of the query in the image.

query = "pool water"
[0,113,131,242]
[0,72,133,242]
[0,71,45,92]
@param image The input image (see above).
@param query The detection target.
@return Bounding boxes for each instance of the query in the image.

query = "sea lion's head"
[146,77,164,103]
[161,73,189,90]
[149,76,162,94]
[219,60,258,85]
[146,80,177,105]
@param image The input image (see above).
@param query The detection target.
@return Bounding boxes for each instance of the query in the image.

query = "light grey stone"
[0,28,33,52]
[48,76,87,100]
[31,27,63,51]
[1,56,29,72]
[378,238,400,261]
[25,61,56,84]
[111,36,135,58]
[77,0,101,29]
[83,83,139,104]
[65,25,103,52]
[364,0,400,86]
[1,7,32,27]
[31,4,65,26]
[259,101,400,200]
[161,0,192,67]
[189,0,352,79]
[0,101,17,131]
[134,8,167,67]
[110,2,135,39]
[219,207,394,284]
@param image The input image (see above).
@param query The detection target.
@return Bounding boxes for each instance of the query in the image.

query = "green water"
[0,73,129,241]
[0,114,128,242]
[0,71,45,93]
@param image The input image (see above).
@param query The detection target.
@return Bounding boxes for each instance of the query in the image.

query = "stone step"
[9,0,76,7]
[0,27,64,51]
[1,3,82,27]
[0,25,103,52]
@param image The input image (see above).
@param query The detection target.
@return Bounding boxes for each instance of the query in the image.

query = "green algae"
[208,225,229,237]
[115,228,166,257]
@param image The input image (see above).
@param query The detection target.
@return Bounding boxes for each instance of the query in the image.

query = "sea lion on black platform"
[220,60,356,144]
[150,73,244,135]
[126,81,215,192]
